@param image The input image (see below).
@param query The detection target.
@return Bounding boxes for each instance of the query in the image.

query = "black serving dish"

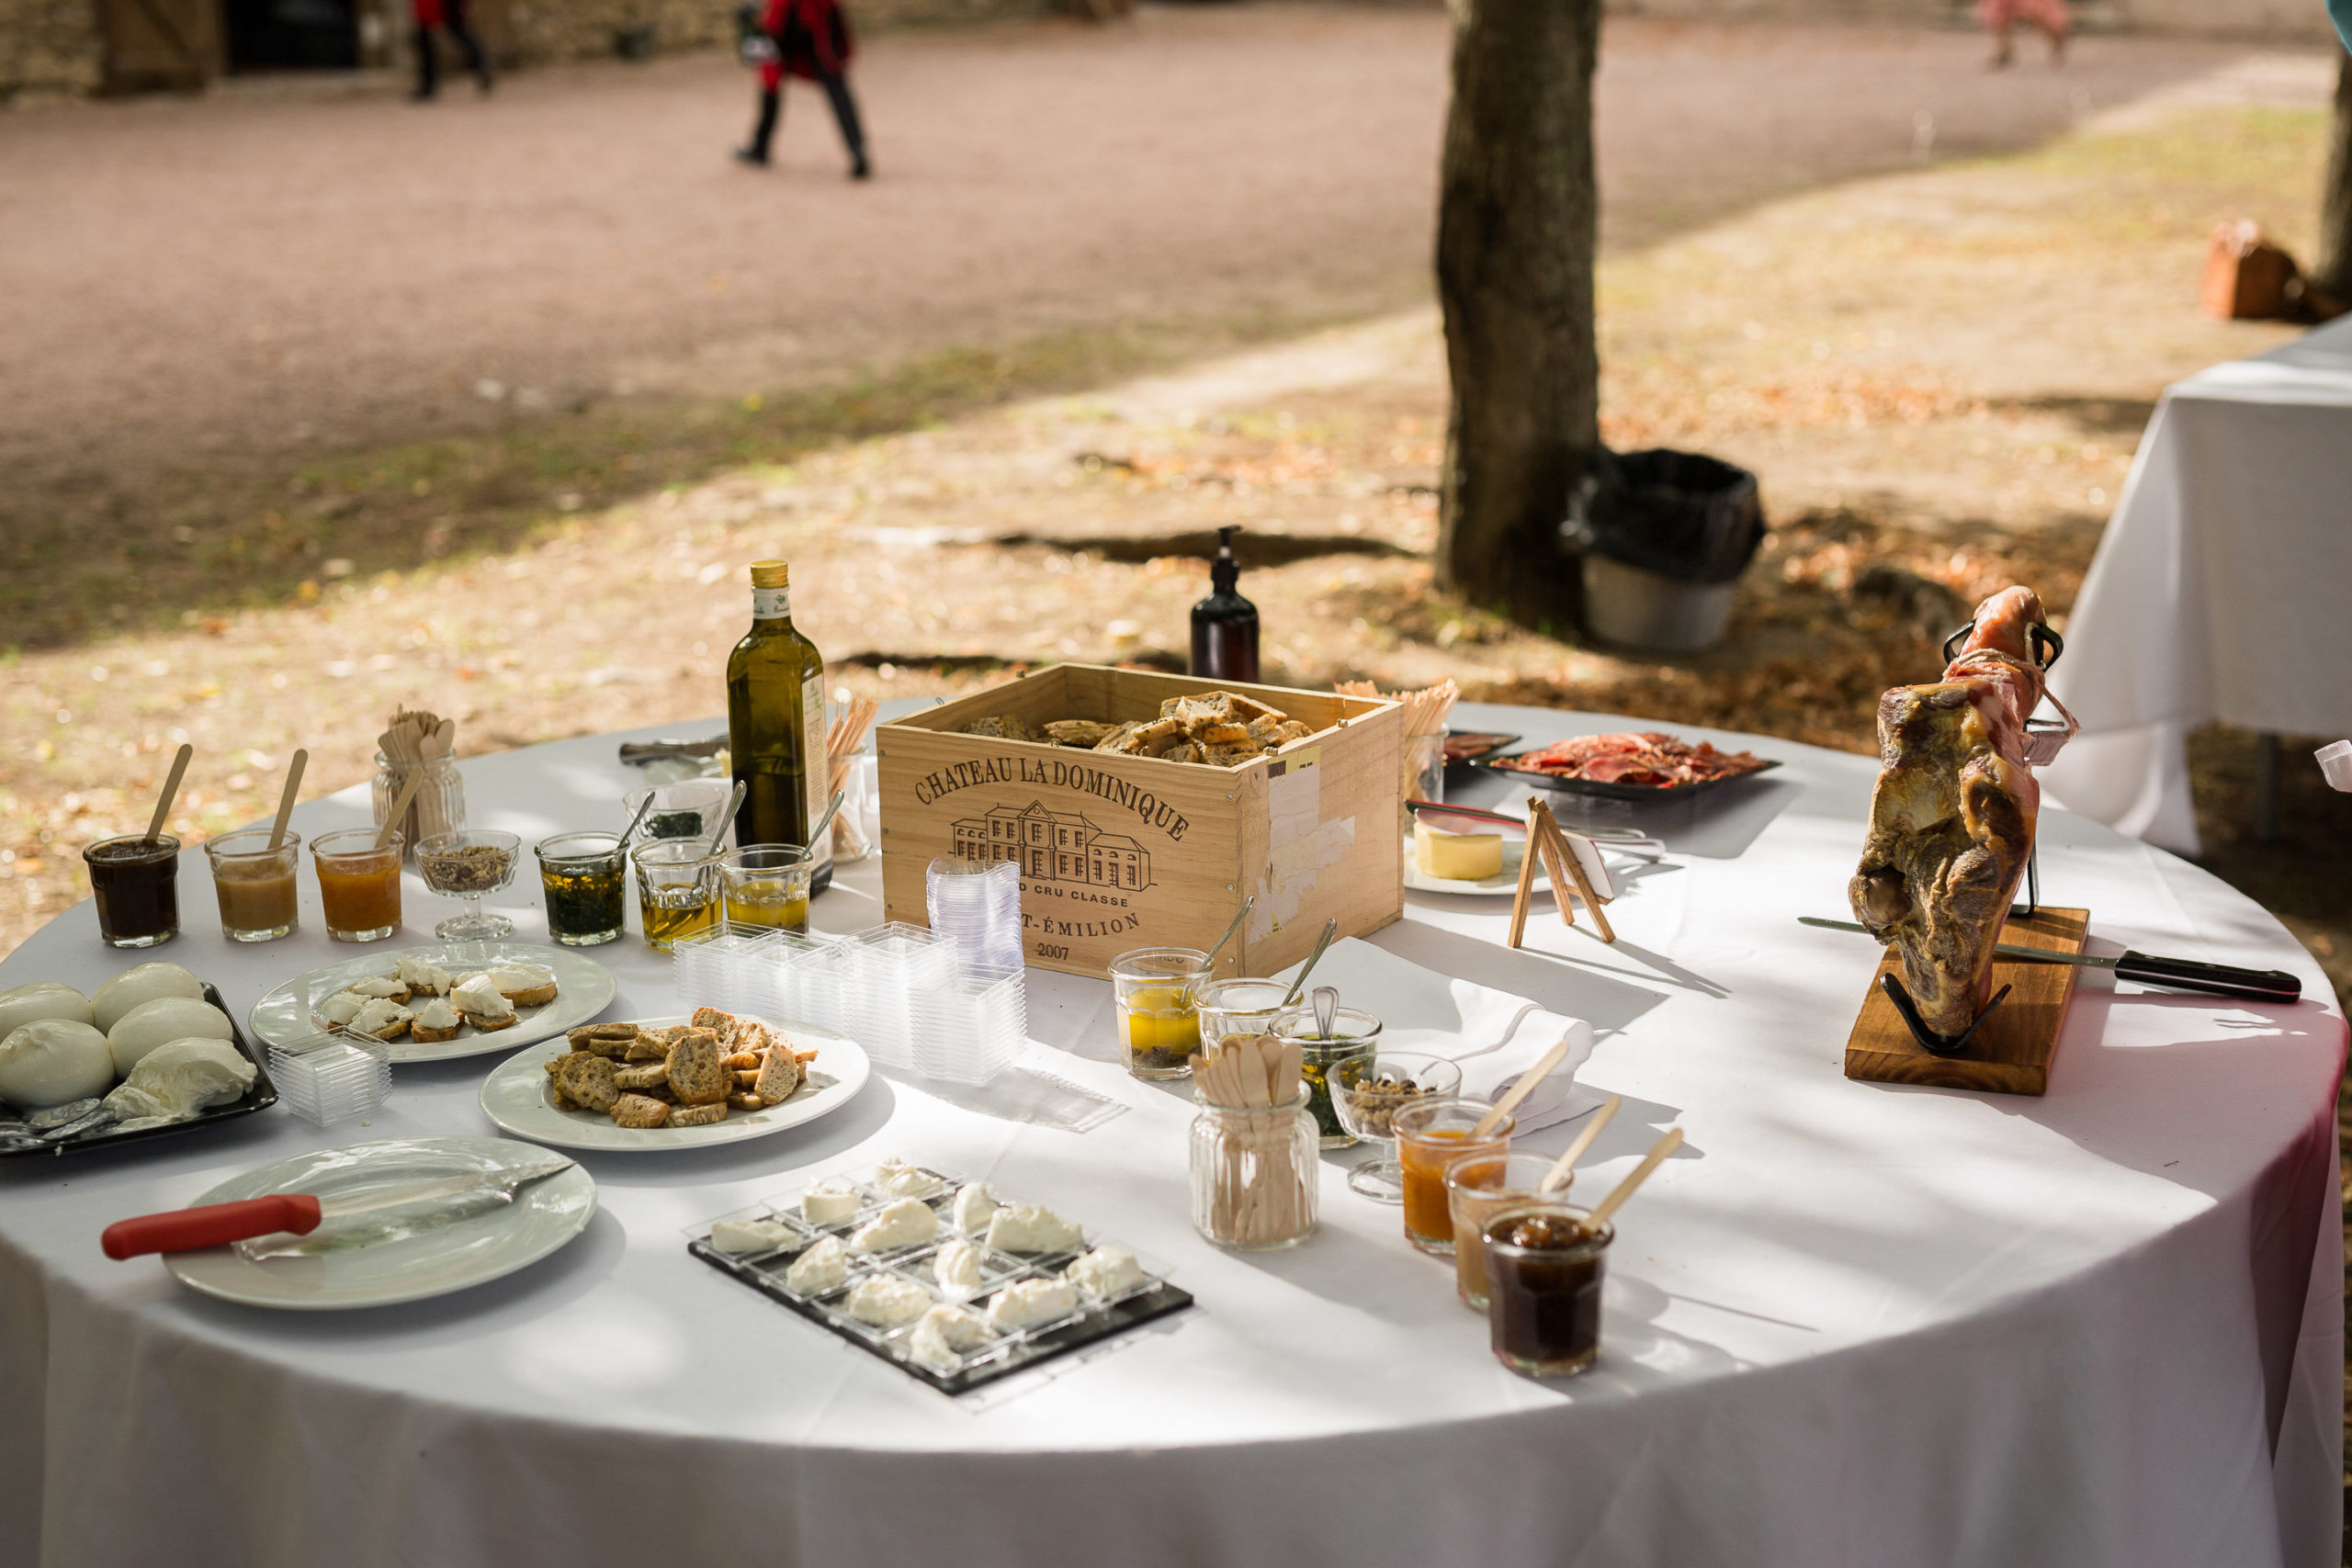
[1472,750,1781,802]
[1443,730,1521,767]
[0,982,277,1159]
[691,1239,1193,1395]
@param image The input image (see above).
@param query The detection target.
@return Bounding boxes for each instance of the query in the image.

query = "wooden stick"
[267,749,308,852]
[375,765,427,851]
[144,744,193,843]
[1471,1032,1576,1140]
[1541,1093,1621,1191]
[1506,814,1542,949]
[1585,1126,1683,1229]
[1532,801,1616,943]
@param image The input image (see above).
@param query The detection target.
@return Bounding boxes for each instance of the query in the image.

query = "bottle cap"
[750,560,789,590]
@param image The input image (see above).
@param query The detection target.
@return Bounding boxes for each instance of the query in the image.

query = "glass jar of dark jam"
[82,834,181,948]
[1482,1202,1612,1377]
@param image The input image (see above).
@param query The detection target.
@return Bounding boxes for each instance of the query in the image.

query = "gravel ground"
[0,9,2266,646]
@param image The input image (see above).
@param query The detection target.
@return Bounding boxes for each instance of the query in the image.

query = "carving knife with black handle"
[1798,917,2301,1003]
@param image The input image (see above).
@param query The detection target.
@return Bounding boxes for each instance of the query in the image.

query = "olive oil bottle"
[727,560,833,894]
[1189,525,1260,682]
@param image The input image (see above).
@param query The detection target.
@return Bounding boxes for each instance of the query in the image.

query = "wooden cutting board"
[1843,908,2089,1097]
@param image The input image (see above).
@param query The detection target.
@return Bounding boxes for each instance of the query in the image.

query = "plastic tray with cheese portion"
[684,1165,1191,1395]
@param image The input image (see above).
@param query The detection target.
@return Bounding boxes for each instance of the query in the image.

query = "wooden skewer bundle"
[825,691,881,859]
[1336,678,1460,798]
[379,706,459,851]
[1189,1032,1315,1249]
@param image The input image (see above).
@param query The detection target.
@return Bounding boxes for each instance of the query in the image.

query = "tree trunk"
[2319,52,2352,302]
[1434,0,1602,629]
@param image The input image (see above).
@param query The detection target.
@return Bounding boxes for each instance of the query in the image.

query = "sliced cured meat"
[1497,731,1769,788]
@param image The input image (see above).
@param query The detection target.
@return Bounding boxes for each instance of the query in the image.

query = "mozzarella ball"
[107,996,233,1078]
[92,963,205,1034]
[0,1020,116,1110]
[0,982,94,1039]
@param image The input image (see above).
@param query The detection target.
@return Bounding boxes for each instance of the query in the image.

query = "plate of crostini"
[244,942,618,1064]
[477,1008,870,1152]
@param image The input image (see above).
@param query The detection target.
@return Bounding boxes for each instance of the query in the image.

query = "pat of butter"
[1413,817,1503,881]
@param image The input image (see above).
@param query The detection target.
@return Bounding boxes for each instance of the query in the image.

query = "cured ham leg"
[1849,586,2070,1042]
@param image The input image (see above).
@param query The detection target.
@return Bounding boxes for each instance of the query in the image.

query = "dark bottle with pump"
[1190,525,1261,682]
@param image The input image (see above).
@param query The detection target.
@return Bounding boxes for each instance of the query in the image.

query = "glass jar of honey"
[205,829,301,942]
[311,829,403,942]
[1393,1098,1515,1257]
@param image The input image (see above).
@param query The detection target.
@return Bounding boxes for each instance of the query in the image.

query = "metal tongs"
[618,735,727,764]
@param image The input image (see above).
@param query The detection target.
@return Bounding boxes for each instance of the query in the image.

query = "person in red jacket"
[736,0,869,179]
[410,0,492,99]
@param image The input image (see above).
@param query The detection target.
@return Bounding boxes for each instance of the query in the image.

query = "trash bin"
[1561,448,1765,655]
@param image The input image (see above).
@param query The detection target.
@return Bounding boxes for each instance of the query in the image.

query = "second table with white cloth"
[0,702,2340,1568]
[2041,312,2352,854]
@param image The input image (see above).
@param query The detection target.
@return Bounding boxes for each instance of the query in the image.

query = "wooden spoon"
[375,765,427,851]
[266,749,308,852]
[143,744,193,843]
[1470,1032,1576,1141]
[1540,1093,1621,1192]
[1585,1127,1684,1229]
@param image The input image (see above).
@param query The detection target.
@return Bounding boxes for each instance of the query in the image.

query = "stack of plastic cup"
[268,1032,392,1128]
[842,923,962,1068]
[925,857,1023,980]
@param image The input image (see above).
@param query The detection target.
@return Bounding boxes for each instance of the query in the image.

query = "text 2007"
[1034,943,1069,961]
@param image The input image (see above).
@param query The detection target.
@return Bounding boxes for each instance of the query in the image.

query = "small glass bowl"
[415,829,520,941]
[1329,1050,1462,1203]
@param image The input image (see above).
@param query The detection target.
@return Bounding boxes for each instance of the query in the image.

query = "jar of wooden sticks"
[1189,1033,1318,1251]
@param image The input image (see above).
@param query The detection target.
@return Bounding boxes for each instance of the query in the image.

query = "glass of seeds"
[1270,1003,1382,1150]
[536,831,628,946]
[415,829,520,941]
[1329,1050,1461,1204]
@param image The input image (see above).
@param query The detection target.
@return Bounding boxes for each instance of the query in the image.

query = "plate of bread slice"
[478,1007,870,1151]
[245,942,618,1064]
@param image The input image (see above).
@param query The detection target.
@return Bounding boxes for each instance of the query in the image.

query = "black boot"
[820,75,867,179]
[410,26,438,99]
[736,88,779,166]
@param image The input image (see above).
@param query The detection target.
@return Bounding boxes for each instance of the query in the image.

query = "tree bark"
[2319,52,2352,302]
[1434,0,1602,629]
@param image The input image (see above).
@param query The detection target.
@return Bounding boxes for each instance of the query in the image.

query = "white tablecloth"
[2041,313,2352,855]
[0,703,2341,1568]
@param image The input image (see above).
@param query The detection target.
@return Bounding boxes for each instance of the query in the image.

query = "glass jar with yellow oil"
[1108,947,1213,1082]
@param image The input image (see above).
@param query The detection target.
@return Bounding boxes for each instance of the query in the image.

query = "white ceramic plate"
[1400,832,1542,897]
[163,1135,597,1311]
[479,1014,871,1153]
[246,942,618,1064]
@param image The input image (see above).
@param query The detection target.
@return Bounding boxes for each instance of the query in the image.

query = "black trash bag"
[1560,448,1766,585]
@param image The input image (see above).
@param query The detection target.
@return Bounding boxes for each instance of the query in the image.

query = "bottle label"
[803,672,834,872]
[752,585,789,621]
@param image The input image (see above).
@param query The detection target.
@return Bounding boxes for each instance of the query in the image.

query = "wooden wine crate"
[876,665,1405,980]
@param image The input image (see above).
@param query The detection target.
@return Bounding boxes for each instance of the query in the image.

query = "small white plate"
[479,1014,872,1153]
[163,1135,596,1311]
[246,942,618,1064]
[1400,832,1542,897]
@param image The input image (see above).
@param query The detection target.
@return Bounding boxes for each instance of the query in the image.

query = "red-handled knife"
[102,1156,576,1259]
[104,1195,322,1258]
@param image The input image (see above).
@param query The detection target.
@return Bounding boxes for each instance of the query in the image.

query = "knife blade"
[1404,798,1664,850]
[1796,917,2302,1002]
[102,1154,577,1259]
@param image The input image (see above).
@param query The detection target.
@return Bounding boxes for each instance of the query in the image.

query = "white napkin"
[1268,938,1600,1134]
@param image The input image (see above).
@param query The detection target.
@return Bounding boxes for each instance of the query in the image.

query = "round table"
[0,704,2340,1568]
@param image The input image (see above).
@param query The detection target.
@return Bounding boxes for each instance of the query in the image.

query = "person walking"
[411,0,492,99]
[736,0,870,179]
[1981,0,2068,67]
